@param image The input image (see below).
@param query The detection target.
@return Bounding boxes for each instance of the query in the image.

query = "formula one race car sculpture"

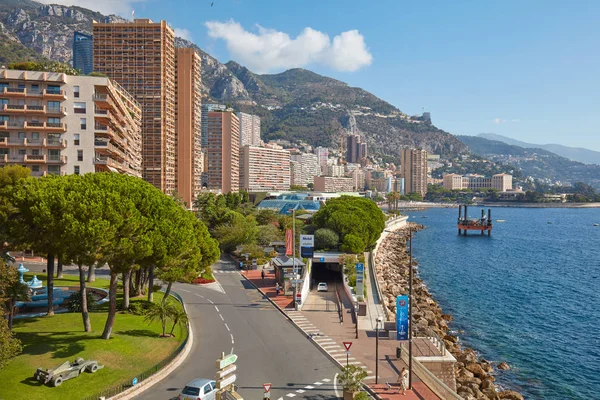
[34,357,103,387]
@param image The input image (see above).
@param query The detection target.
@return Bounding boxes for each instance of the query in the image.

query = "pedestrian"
[275,282,280,295]
[398,367,408,394]
[261,269,265,280]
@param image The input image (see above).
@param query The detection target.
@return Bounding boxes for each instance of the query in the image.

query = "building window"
[47,85,60,95]
[74,133,80,146]
[80,118,86,130]
[32,132,40,140]
[0,116,8,122]
[18,149,26,155]
[47,101,60,113]
[77,150,83,162]
[31,165,40,172]
[74,86,80,98]
[74,165,80,175]
[30,84,40,94]
[18,132,26,139]
[31,149,40,156]
[47,165,61,175]
[74,102,86,114]
[0,99,7,106]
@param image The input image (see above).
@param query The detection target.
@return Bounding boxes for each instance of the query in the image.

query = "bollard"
[396,346,402,359]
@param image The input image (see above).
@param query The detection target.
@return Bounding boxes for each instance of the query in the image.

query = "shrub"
[127,300,154,315]
[67,291,96,313]
[314,228,339,250]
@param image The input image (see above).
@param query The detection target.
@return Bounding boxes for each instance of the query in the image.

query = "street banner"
[396,295,409,340]
[285,229,293,256]
[355,263,364,299]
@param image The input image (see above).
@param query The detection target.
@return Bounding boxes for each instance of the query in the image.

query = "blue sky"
[59,0,600,151]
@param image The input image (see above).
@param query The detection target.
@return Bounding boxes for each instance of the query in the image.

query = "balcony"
[46,106,67,116]
[47,154,67,164]
[26,139,43,147]
[94,108,111,124]
[22,121,66,132]
[0,138,26,147]
[93,93,112,109]
[45,138,67,149]
[45,122,67,132]
[2,87,26,97]
[0,121,6,129]
[42,89,66,100]
[24,154,46,163]
[0,154,25,164]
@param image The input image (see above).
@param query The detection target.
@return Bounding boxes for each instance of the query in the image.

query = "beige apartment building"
[175,48,203,207]
[400,148,428,197]
[207,111,239,193]
[237,112,261,146]
[443,173,513,192]
[93,19,176,192]
[0,69,142,177]
[239,145,290,191]
[313,176,355,192]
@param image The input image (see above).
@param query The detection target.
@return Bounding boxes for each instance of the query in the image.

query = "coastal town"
[1,2,599,400]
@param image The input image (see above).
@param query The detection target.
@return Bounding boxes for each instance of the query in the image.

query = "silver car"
[179,378,217,400]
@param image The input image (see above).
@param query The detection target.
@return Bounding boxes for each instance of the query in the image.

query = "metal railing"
[335,283,343,323]
[82,290,189,400]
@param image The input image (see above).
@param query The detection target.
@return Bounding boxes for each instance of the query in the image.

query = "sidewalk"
[241,268,294,309]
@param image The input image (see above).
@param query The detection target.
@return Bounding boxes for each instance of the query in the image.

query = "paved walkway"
[241,268,440,400]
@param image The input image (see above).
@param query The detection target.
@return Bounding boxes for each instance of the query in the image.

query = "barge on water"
[458,205,492,236]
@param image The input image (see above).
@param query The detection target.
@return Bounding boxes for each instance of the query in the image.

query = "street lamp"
[384,227,413,390]
[375,316,383,384]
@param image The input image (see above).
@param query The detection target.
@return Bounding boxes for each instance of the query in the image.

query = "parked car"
[34,358,103,387]
[179,378,218,400]
[317,282,328,292]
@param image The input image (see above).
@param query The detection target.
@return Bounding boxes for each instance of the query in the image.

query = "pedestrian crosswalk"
[275,377,336,400]
[285,310,376,381]
[213,270,239,274]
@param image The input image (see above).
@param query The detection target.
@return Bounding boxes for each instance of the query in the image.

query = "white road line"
[224,323,230,331]
[215,306,220,312]
[349,361,361,365]
[230,333,234,344]
[322,378,331,382]
[304,385,314,389]
[207,299,214,304]
[334,374,340,398]
[364,376,377,380]
[295,389,305,394]
[179,289,190,293]
[277,398,283,400]
[313,382,323,386]
[285,393,296,398]
[219,314,224,321]
[322,344,340,348]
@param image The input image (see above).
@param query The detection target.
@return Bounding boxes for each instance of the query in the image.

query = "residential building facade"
[400,148,428,197]
[175,47,203,207]
[290,153,320,187]
[201,104,226,147]
[240,145,290,191]
[313,176,355,192]
[443,173,513,192]
[73,31,93,75]
[206,111,239,193]
[0,69,142,177]
[314,146,328,174]
[93,19,176,192]
[236,112,261,146]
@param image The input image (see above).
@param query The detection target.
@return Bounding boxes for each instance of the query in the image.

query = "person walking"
[261,269,265,281]
[275,282,280,295]
[398,367,409,394]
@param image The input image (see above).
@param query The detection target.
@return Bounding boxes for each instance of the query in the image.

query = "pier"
[458,205,492,236]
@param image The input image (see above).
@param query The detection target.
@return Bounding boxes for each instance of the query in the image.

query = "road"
[139,256,342,400]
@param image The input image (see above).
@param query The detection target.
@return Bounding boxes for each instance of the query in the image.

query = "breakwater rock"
[374,222,523,400]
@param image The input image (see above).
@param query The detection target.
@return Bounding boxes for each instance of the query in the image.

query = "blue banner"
[396,295,409,340]
[300,246,314,258]
[355,263,364,284]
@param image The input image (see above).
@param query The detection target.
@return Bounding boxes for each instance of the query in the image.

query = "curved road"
[139,257,342,400]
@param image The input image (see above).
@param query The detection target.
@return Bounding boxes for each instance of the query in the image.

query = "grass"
[0,274,186,400]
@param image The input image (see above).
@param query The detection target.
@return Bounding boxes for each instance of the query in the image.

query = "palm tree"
[144,299,176,337]
[169,307,189,337]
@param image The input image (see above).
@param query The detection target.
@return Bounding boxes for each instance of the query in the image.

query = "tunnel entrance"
[303,261,343,312]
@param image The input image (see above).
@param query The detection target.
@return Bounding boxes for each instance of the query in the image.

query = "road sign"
[252,259,257,266]
[263,383,272,392]
[290,279,304,284]
[132,377,138,386]
[216,374,237,389]
[216,364,237,379]
[217,353,238,370]
[343,341,352,351]
[300,235,314,247]
[295,293,302,301]
[320,257,325,262]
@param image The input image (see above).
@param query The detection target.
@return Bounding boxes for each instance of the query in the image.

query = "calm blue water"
[406,207,600,400]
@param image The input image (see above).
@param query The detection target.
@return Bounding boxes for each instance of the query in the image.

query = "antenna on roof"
[131,9,135,20]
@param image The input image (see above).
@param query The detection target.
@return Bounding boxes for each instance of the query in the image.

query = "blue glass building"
[73,32,93,75]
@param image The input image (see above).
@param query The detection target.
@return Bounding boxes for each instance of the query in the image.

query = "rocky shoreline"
[374,223,524,400]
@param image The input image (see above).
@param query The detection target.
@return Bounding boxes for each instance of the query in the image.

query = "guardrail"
[82,290,190,400]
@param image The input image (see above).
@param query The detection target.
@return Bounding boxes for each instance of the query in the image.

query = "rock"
[459,348,479,364]
[481,361,493,373]
[498,391,524,400]
[458,369,475,379]
[444,334,459,343]
[466,363,488,379]
[480,378,495,390]
[497,362,510,370]
[482,388,500,400]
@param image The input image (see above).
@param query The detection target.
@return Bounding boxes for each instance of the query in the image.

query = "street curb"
[240,273,383,400]
[108,291,194,400]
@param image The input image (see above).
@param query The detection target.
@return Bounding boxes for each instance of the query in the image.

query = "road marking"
[313,382,323,386]
[334,374,340,398]
[322,378,331,382]
[322,344,340,348]
[230,333,234,344]
[219,314,224,321]
[277,398,283,400]
[180,289,190,293]
[295,389,305,394]
[215,306,220,312]
[285,394,296,397]
[224,323,230,331]
[364,376,377,380]
[304,385,314,389]
[207,298,214,304]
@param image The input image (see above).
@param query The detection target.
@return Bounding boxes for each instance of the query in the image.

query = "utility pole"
[408,226,413,390]
[292,208,298,311]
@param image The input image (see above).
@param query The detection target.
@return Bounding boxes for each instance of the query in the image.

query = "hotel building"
[0,68,142,177]
[93,19,176,192]
[239,145,290,191]
[206,111,239,193]
[443,173,513,192]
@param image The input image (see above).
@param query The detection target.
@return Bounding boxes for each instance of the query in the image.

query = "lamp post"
[375,316,382,384]
[292,208,299,311]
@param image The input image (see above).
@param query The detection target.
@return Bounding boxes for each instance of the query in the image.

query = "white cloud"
[36,0,145,17]
[492,118,506,124]
[174,28,193,41]
[205,20,373,73]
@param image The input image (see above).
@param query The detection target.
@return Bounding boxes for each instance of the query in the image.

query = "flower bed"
[192,277,215,284]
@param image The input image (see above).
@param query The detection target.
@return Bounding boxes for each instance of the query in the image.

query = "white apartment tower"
[237,112,261,146]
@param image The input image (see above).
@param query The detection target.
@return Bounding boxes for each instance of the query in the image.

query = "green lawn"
[0,275,187,400]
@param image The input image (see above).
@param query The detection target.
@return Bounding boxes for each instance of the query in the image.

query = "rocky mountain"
[478,133,600,165]
[458,135,600,189]
[0,0,467,159]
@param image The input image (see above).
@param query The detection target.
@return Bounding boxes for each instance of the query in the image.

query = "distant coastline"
[477,202,600,208]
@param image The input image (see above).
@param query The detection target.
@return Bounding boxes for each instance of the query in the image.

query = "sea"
[405,207,600,400]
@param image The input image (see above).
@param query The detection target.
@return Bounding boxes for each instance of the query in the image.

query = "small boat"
[496,219,505,223]
[594,223,599,227]
[548,222,552,224]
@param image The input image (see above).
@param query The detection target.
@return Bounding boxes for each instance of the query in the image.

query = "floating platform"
[458,205,492,236]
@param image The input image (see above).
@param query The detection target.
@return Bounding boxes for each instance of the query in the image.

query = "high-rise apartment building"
[239,145,290,191]
[236,112,261,146]
[400,148,428,197]
[206,111,239,193]
[201,104,226,147]
[346,134,368,163]
[73,32,93,75]
[92,19,176,192]
[290,153,319,187]
[0,68,142,177]
[314,146,328,174]
[175,47,203,207]
[313,176,355,193]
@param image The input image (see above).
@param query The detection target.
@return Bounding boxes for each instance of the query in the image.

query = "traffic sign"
[216,353,238,370]
[216,374,237,389]
[290,279,304,284]
[216,364,237,379]
[343,341,353,351]
[263,383,272,392]
[132,377,138,386]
